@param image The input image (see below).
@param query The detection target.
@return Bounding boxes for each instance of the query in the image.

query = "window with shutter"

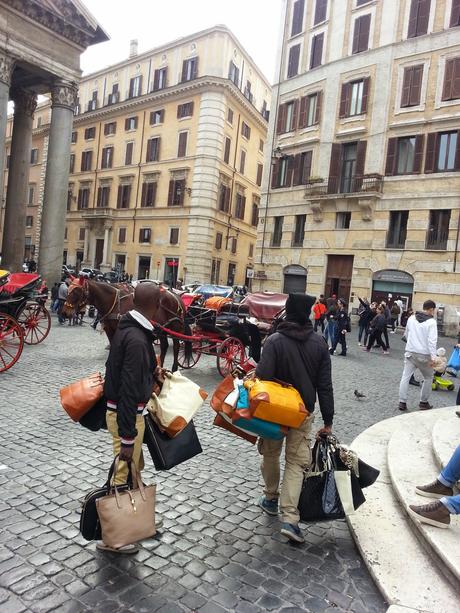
[97,186,110,207]
[272,217,284,247]
[69,154,75,174]
[339,83,350,118]
[79,227,86,241]
[125,142,134,165]
[336,212,351,229]
[240,150,246,174]
[146,138,160,162]
[450,0,460,27]
[426,209,450,249]
[84,127,95,140]
[241,122,251,139]
[168,179,185,206]
[385,138,398,175]
[407,0,431,38]
[401,65,424,107]
[386,211,409,249]
[300,150,312,184]
[436,131,458,171]
[228,61,240,86]
[256,163,263,186]
[310,33,324,68]
[314,0,327,25]
[141,182,157,207]
[251,203,259,226]
[153,68,167,91]
[71,131,77,143]
[328,143,342,193]
[224,137,231,164]
[118,228,126,243]
[235,194,246,220]
[150,109,165,125]
[182,58,198,82]
[117,184,131,209]
[139,228,151,243]
[101,147,114,169]
[276,103,287,134]
[227,108,234,124]
[170,228,179,245]
[177,132,188,158]
[291,0,305,36]
[287,44,300,78]
[349,80,365,115]
[129,75,142,98]
[442,58,460,101]
[215,232,223,249]
[396,136,417,174]
[352,14,371,54]
[292,214,306,246]
[125,117,138,131]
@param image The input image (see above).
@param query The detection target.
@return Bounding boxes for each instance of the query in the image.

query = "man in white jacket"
[399,300,437,411]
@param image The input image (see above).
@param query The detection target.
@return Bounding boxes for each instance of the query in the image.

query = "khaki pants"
[258,415,314,524]
[106,411,145,485]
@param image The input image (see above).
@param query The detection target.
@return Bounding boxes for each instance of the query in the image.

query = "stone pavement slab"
[0,317,458,612]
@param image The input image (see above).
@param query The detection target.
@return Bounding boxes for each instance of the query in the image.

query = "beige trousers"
[258,415,314,524]
[106,411,145,485]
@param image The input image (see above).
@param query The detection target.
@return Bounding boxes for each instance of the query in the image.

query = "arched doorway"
[283,264,307,293]
[371,270,414,311]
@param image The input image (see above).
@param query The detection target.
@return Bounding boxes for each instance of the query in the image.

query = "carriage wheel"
[177,339,202,369]
[0,315,24,373]
[17,302,51,345]
[217,337,246,378]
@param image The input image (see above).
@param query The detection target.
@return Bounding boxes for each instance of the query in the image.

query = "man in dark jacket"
[256,294,334,543]
[330,299,351,356]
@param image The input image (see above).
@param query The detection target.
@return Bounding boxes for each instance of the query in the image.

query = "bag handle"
[111,456,147,503]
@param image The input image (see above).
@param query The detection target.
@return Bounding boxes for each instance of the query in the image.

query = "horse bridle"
[66,278,132,323]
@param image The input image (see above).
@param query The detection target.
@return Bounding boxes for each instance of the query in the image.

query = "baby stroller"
[432,348,455,391]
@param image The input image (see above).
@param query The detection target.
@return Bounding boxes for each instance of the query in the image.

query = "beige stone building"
[4,25,270,286]
[255,0,460,326]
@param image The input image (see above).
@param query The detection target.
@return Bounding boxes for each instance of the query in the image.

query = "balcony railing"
[305,174,384,197]
[426,231,448,250]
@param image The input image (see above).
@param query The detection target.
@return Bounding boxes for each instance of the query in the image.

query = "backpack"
[391,304,400,316]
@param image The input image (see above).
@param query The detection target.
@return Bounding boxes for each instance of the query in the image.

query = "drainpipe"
[454,209,460,273]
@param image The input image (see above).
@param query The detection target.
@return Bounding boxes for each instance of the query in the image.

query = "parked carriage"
[0,270,51,373]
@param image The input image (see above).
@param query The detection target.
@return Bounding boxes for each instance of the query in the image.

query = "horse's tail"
[182,319,193,361]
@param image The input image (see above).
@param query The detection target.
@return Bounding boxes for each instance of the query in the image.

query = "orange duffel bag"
[60,372,104,422]
[244,378,308,429]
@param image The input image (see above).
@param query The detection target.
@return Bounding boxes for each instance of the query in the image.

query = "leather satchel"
[60,372,104,422]
[96,459,156,549]
[147,371,207,437]
[210,375,237,416]
[244,378,308,428]
[143,413,202,470]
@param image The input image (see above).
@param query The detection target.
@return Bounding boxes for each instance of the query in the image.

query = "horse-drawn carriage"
[0,270,51,372]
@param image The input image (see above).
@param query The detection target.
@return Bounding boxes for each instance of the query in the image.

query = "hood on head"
[276,318,314,341]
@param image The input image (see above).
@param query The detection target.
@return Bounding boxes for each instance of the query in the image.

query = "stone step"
[431,408,460,470]
[387,408,460,588]
[348,415,458,612]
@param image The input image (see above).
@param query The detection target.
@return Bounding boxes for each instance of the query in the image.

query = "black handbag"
[80,459,131,541]
[79,396,107,432]
[143,414,202,470]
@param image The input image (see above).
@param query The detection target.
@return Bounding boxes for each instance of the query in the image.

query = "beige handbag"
[147,371,208,437]
[96,459,156,549]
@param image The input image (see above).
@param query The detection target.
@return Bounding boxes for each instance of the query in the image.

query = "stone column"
[38,82,77,285]
[0,53,15,210]
[1,87,37,271]
[101,225,112,271]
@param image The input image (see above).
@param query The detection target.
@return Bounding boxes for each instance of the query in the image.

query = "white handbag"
[147,371,208,437]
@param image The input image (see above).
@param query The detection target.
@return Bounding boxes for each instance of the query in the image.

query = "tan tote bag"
[147,371,208,437]
[96,459,156,549]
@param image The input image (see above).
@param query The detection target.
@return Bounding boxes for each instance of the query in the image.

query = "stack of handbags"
[210,374,309,442]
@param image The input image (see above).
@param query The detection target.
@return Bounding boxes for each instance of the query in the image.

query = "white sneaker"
[358,342,362,346]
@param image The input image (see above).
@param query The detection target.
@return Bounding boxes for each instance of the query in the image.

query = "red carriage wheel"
[17,301,51,345]
[0,315,24,373]
[217,336,246,378]
[177,339,202,369]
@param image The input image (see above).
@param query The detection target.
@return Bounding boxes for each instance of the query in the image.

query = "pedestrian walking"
[101,282,163,554]
[390,302,400,332]
[380,301,391,350]
[50,282,59,312]
[357,297,374,346]
[395,296,404,327]
[323,302,338,348]
[398,299,437,411]
[313,297,326,333]
[255,293,334,543]
[330,299,350,356]
[364,306,388,353]
[57,279,70,324]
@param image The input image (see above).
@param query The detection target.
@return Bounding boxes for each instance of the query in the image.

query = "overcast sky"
[80,0,282,84]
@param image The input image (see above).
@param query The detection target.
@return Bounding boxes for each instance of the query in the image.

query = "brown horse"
[62,278,191,371]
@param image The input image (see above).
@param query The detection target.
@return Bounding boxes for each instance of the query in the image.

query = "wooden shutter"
[77,189,82,208]
[353,14,371,54]
[417,0,431,36]
[314,0,327,25]
[302,151,312,183]
[407,0,418,37]
[291,99,299,130]
[424,132,437,173]
[287,45,300,78]
[168,180,174,205]
[361,78,370,113]
[410,65,423,106]
[271,159,280,188]
[413,135,425,173]
[292,155,301,186]
[451,0,460,27]
[442,58,460,101]
[153,69,159,90]
[314,91,322,123]
[256,163,263,186]
[141,182,147,207]
[224,137,231,163]
[339,83,350,117]
[276,103,286,134]
[145,139,151,162]
[224,186,231,211]
[401,68,411,107]
[178,179,185,205]
[385,138,397,175]
[192,58,198,79]
[124,118,129,130]
[181,60,187,82]
[328,144,341,193]
[298,96,308,128]
[151,182,157,206]
[356,140,367,177]
[117,185,122,207]
[291,0,305,35]
[310,33,323,69]
[178,132,187,157]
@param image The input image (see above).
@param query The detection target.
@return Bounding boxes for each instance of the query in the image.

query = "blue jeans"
[439,444,460,514]
[323,321,337,346]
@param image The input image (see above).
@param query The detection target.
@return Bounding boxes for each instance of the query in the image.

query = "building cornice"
[72,77,269,132]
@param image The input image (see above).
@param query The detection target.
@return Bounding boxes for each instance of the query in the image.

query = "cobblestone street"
[1,317,458,613]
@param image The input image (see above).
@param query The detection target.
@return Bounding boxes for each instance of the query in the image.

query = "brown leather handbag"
[96,459,156,549]
[59,372,104,422]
